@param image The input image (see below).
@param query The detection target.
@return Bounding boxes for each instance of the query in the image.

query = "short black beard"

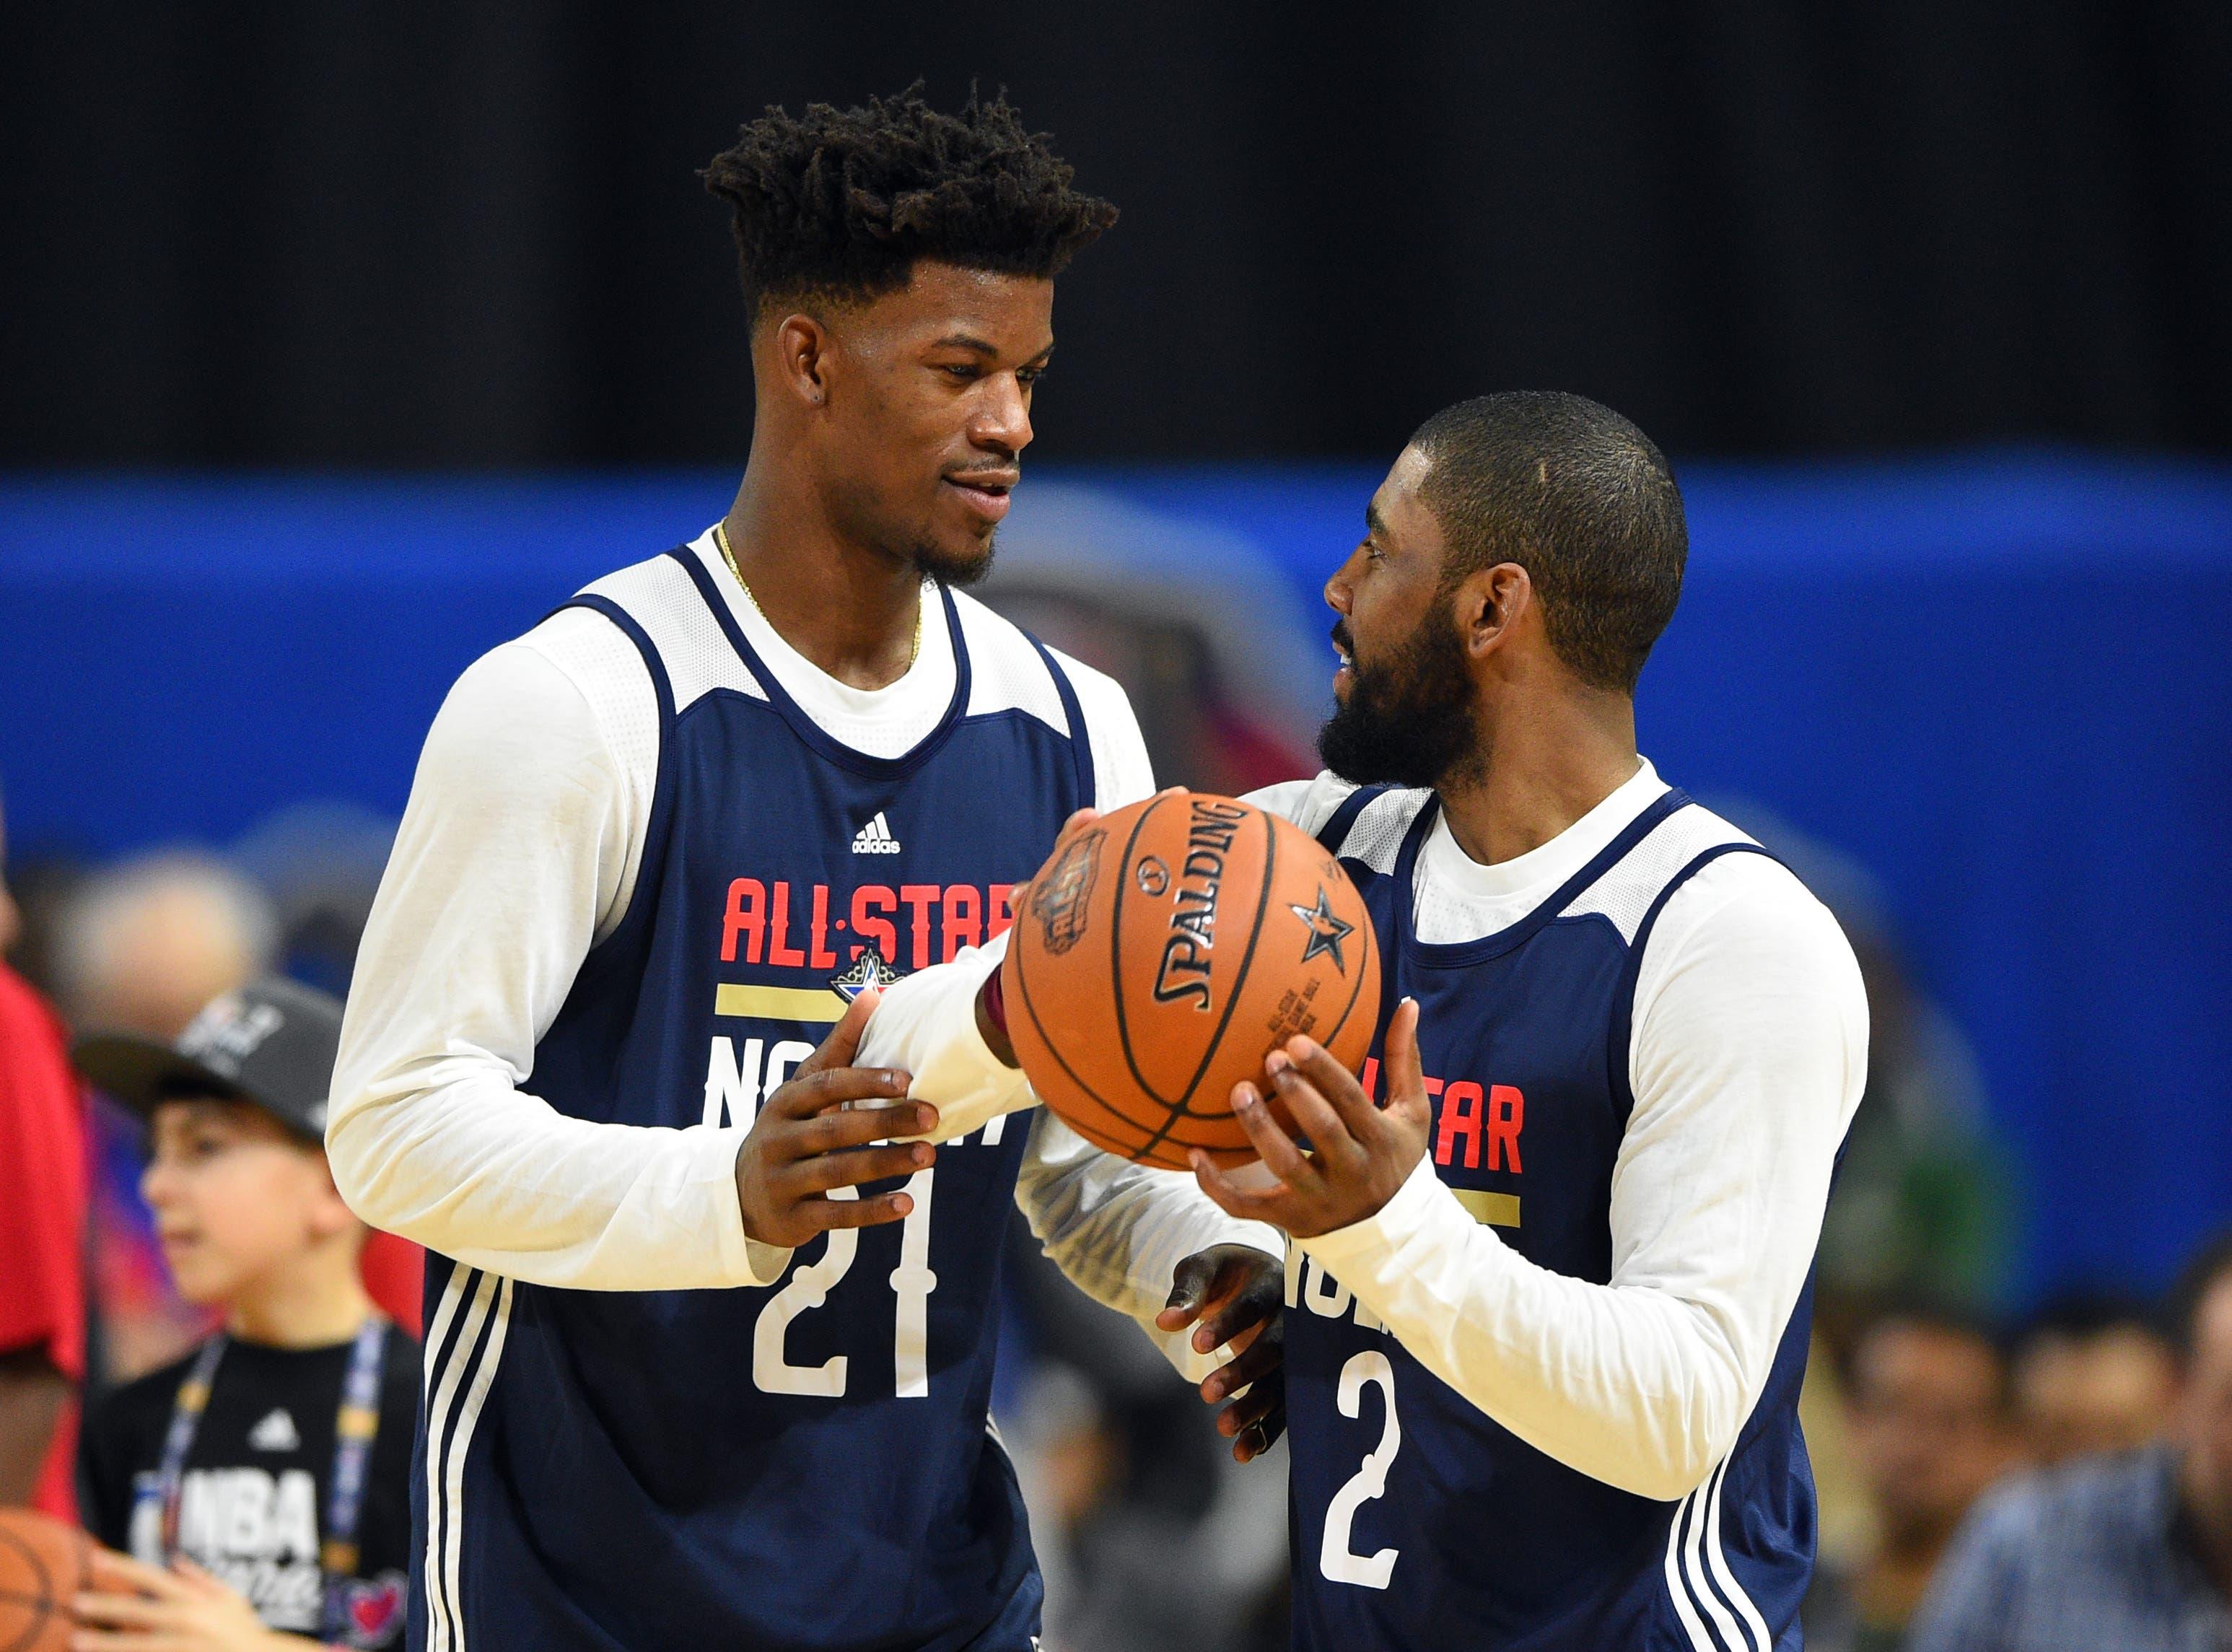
[1318,610,1480,789]
[911,533,995,589]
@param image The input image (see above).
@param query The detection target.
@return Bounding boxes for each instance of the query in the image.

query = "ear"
[1451,563,1534,660]
[769,311,832,409]
[307,1153,360,1242]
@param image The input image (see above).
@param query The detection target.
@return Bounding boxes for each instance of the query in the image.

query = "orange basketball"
[0,1508,92,1652]
[1002,792,1381,1168]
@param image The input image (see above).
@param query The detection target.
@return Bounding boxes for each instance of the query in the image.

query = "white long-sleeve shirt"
[1261,763,1867,1499]
[328,534,1274,1372]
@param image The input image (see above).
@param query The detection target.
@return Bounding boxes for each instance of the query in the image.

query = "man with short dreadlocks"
[328,89,1285,1652]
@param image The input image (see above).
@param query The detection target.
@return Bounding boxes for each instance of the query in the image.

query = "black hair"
[702,85,1118,318]
[2014,1289,2170,1355]
[2167,1229,2232,1363]
[1844,1294,2013,1406]
[1409,391,1686,694]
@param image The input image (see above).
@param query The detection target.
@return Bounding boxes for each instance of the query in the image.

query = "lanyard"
[148,1316,390,1643]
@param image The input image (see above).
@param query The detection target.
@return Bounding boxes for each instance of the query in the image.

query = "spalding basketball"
[1002,792,1380,1168]
[0,1508,92,1652]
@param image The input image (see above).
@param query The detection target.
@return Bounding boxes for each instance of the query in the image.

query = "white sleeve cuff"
[692,1124,795,1288]
[857,936,1038,1144]
[1299,1153,1476,1277]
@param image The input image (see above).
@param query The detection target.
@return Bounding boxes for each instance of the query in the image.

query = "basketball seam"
[1132,808,1281,1161]
[1010,900,1180,1144]
[1108,794,1178,1110]
[0,1526,52,1652]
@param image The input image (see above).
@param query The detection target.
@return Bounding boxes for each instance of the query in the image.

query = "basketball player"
[325,91,1282,1652]
[1193,393,1868,1648]
[887,393,1867,1646]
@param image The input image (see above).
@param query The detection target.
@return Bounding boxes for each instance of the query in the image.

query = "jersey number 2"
[1320,1350,1401,1589]
[751,1168,937,1398]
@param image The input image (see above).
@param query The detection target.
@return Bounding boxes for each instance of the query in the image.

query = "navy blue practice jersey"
[1285,785,1819,1652]
[411,546,1097,1651]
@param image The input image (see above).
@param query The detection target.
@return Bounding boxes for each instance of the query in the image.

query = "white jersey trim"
[1664,1455,1773,1652]
[421,1267,513,1652]
[579,551,766,713]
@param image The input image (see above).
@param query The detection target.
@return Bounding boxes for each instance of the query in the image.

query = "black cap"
[72,976,345,1143]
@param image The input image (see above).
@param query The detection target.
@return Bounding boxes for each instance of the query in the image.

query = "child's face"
[141,1098,350,1306]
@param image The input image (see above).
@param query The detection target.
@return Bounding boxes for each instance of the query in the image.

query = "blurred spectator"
[0,780,89,1516]
[1807,1302,2020,1651]
[74,978,416,1648]
[1905,1234,2232,1651]
[55,851,277,1041]
[2013,1293,2179,1468]
[40,852,277,1383]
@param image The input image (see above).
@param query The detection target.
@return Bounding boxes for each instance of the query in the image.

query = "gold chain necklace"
[713,521,923,672]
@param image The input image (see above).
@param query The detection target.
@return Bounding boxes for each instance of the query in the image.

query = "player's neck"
[1435,688,1641,868]
[722,461,923,691]
[222,1244,375,1350]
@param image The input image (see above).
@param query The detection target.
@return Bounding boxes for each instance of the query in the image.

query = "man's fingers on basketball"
[1232,1081,1323,1184]
[805,1189,914,1229]
[1262,1060,1360,1166]
[785,1142,932,1195]
[1384,997,1431,1127]
[1285,1036,1380,1140]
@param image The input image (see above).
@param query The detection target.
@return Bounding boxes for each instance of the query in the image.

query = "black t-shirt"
[80,1327,419,1648]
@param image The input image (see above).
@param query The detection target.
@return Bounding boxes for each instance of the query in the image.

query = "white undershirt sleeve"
[328,621,789,1292]
[1297,857,1866,1500]
[860,650,1281,1378]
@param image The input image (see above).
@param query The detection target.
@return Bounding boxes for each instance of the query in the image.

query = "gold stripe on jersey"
[714,983,847,1024]
[1451,1189,1521,1228]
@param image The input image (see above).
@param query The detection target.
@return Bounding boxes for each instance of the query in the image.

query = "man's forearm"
[1301,1159,1753,1502]
[325,1059,784,1291]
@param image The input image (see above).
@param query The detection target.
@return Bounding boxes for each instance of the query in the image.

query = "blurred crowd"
[4,590,2228,1652]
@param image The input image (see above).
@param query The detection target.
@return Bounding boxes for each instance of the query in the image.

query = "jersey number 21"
[751,1168,937,1398]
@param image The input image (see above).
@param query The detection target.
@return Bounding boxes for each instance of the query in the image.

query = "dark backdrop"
[6,1,2230,466]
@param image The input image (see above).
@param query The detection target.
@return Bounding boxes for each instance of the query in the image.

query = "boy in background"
[74,979,417,1651]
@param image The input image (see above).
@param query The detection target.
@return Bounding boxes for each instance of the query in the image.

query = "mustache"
[1330,620,1354,656]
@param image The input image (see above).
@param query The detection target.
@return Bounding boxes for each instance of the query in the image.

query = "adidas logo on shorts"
[851,812,902,855]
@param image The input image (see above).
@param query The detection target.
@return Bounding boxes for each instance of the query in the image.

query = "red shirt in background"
[0,960,88,1518]
[360,1229,424,1338]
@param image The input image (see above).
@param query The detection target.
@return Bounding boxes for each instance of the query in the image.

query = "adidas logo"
[248,1408,300,1453]
[850,812,902,855]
